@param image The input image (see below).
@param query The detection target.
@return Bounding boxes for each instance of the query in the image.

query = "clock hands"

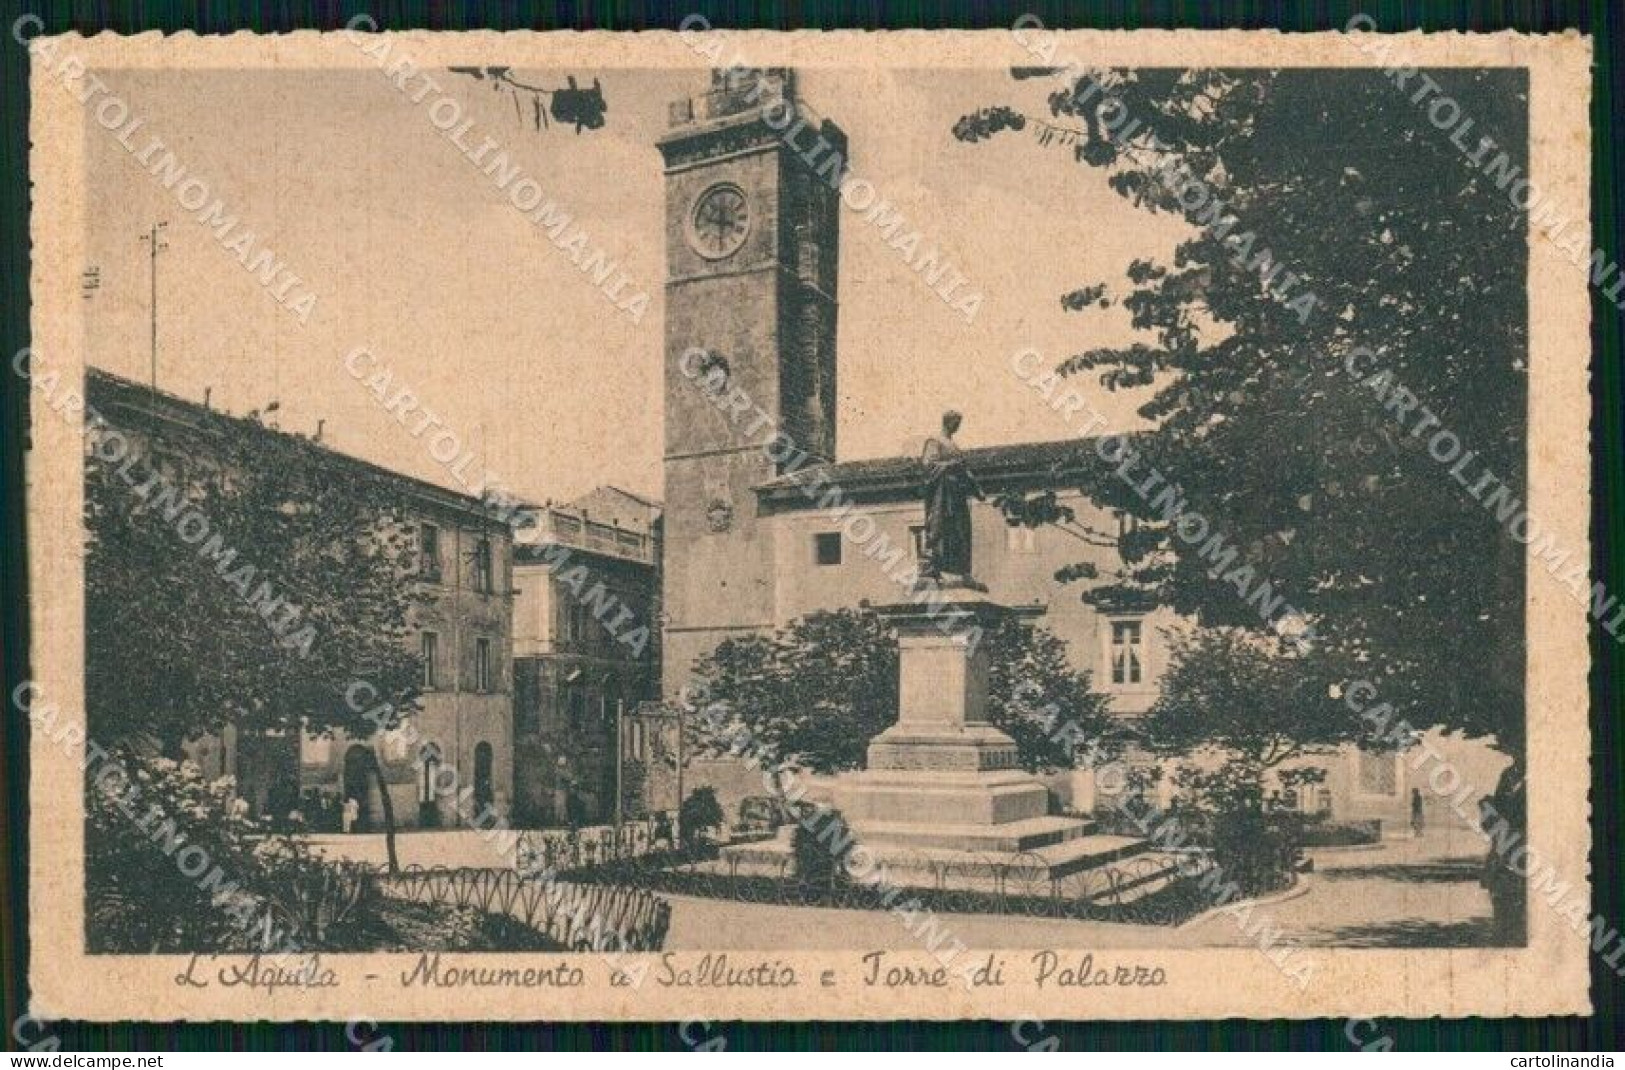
[692,186,748,256]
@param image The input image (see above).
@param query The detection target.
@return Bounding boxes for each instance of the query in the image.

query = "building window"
[419,523,441,581]
[1005,524,1038,553]
[302,731,332,766]
[473,741,494,811]
[814,532,842,566]
[420,631,439,690]
[1110,619,1144,686]
[623,716,647,762]
[909,525,926,559]
[472,536,494,593]
[474,637,493,693]
[1357,748,1400,796]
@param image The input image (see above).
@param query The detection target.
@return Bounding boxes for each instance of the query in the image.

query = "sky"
[85,66,1192,505]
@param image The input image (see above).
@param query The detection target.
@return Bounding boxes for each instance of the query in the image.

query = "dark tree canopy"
[85,409,433,755]
[956,69,1528,758]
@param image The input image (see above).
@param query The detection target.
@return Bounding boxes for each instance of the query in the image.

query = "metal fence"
[512,819,671,876]
[371,866,671,952]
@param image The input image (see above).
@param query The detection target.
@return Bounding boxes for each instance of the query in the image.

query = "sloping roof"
[87,367,526,527]
[756,436,1123,509]
[569,484,663,521]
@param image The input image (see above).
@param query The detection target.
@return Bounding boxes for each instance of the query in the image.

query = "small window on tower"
[474,637,493,693]
[472,536,494,594]
[814,532,842,566]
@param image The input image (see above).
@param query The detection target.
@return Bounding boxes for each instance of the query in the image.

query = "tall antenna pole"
[137,222,169,388]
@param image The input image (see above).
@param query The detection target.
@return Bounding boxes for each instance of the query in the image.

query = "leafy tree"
[689,606,1115,776]
[678,786,725,850]
[1142,628,1374,892]
[689,608,896,776]
[989,614,1121,770]
[955,69,1527,769]
[1143,627,1374,788]
[85,396,440,871]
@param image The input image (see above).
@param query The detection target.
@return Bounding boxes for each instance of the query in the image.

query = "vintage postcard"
[23,26,1593,1022]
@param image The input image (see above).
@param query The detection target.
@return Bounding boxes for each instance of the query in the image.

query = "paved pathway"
[1201,825,1493,947]
[305,830,523,869]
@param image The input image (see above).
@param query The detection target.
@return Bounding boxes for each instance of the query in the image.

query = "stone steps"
[1100,852,1188,905]
[1028,833,1154,878]
[852,815,1096,854]
[709,833,1199,912]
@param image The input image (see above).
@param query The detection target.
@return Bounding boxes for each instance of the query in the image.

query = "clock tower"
[657,69,845,697]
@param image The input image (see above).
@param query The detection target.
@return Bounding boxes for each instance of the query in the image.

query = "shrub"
[1205,808,1302,896]
[86,750,375,952]
[1298,818,1382,847]
[86,752,269,952]
[790,805,855,889]
[679,786,725,849]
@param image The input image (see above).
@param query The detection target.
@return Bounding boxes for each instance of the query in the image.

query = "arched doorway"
[474,741,494,816]
[417,742,443,828]
[342,744,375,833]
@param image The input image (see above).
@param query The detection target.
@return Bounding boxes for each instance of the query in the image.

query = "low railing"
[513,819,671,875]
[371,866,671,952]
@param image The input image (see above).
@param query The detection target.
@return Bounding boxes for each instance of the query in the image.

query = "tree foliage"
[1143,628,1377,780]
[85,409,431,754]
[689,606,1115,775]
[447,68,607,133]
[84,397,447,871]
[956,69,1527,757]
[679,785,726,849]
[86,755,272,952]
[1141,628,1372,893]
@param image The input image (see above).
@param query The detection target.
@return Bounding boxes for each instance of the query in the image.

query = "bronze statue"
[920,409,985,581]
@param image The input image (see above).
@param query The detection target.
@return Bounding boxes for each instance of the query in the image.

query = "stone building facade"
[511,493,661,826]
[330,500,513,832]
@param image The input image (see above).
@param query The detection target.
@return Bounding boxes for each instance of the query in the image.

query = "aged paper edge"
[26,28,1593,1021]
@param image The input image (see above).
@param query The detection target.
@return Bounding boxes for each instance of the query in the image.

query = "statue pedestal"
[828,589,1081,854]
[722,584,1165,890]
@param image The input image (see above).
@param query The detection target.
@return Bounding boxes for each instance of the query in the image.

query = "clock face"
[688,183,751,260]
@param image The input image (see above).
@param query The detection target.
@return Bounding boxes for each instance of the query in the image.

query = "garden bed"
[319,897,565,952]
